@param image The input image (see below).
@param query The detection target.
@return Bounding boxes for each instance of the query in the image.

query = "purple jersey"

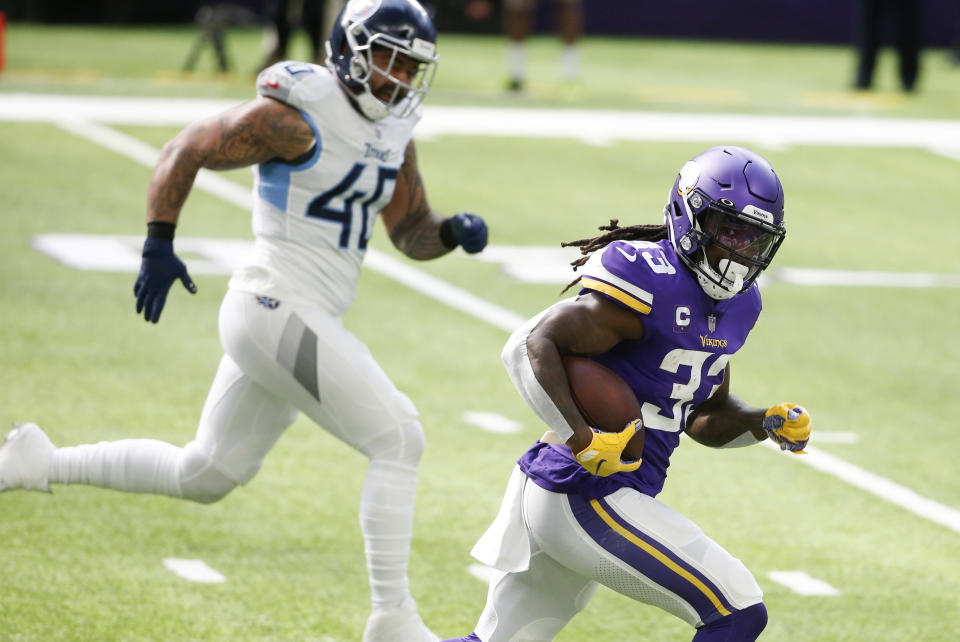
[518,238,762,499]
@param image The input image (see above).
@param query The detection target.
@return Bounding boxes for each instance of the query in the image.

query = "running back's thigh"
[219,290,419,455]
[523,483,763,628]
[474,556,598,642]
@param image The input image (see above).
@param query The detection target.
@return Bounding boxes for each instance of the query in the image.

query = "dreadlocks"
[560,219,668,294]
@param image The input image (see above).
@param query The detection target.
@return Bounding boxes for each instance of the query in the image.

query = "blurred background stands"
[3,0,958,88]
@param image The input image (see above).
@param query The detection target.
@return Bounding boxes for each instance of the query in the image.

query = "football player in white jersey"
[0,1,485,640]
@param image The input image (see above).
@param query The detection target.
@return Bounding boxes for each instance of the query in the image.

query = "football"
[562,356,645,461]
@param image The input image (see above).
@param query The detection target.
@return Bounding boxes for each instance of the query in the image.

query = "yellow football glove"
[575,419,643,477]
[762,403,811,454]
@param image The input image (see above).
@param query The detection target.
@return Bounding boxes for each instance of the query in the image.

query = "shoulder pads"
[577,242,658,316]
[256,62,338,110]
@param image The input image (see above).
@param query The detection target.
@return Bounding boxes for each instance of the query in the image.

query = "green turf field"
[2,23,960,642]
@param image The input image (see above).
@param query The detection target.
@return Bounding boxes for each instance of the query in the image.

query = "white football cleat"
[363,597,439,642]
[0,423,56,492]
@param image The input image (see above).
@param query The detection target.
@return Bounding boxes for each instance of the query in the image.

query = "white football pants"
[49,288,426,609]
[471,469,763,641]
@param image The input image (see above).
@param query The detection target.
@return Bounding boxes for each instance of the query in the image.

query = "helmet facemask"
[669,188,785,300]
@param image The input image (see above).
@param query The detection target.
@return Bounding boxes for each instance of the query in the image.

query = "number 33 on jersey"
[577,239,762,436]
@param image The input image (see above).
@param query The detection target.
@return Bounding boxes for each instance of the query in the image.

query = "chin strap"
[355,90,391,120]
[696,258,748,300]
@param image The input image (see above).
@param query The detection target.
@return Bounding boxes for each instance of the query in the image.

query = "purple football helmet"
[665,146,786,300]
[325,0,438,120]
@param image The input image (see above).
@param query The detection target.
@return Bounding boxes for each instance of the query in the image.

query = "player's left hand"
[134,237,197,324]
[447,212,488,253]
[763,403,811,454]
[575,419,643,477]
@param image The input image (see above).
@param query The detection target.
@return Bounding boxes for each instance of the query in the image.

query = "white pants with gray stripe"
[50,287,427,609]
[215,288,423,479]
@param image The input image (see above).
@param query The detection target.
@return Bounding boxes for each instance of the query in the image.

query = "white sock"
[359,459,418,610]
[507,42,527,82]
[561,45,579,80]
[49,439,183,497]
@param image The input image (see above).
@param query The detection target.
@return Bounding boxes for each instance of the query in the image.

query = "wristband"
[147,221,176,241]
[439,218,458,249]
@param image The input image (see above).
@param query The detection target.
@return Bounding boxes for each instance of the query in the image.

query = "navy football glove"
[441,213,488,254]
[134,237,197,323]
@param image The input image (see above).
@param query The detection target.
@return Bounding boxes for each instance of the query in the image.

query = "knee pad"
[361,420,425,468]
[177,441,240,504]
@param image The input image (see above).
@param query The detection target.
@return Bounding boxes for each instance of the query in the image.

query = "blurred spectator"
[854,0,922,92]
[261,0,343,68]
[953,0,960,64]
[465,0,494,21]
[504,0,582,91]
[183,4,263,73]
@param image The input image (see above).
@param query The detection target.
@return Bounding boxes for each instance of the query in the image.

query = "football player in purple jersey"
[442,146,811,642]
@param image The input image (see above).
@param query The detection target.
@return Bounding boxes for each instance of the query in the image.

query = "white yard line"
[767,571,840,596]
[774,267,960,288]
[55,118,252,211]
[162,558,227,583]
[364,250,525,332]
[462,411,524,435]
[0,94,239,125]
[762,442,960,534]
[1,93,959,160]
[46,117,960,537]
[418,107,960,156]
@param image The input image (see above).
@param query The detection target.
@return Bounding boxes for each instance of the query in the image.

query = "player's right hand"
[133,238,197,323]
[575,419,643,477]
[763,403,811,454]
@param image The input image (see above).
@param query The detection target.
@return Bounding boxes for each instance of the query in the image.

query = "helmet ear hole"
[672,201,682,218]
[350,54,368,79]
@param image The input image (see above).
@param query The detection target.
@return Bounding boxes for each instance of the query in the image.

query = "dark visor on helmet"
[687,189,785,268]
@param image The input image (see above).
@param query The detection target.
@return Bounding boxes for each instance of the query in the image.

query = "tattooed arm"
[379,140,453,260]
[146,97,315,225]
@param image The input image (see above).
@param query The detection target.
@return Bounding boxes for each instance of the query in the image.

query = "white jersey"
[228,62,421,316]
